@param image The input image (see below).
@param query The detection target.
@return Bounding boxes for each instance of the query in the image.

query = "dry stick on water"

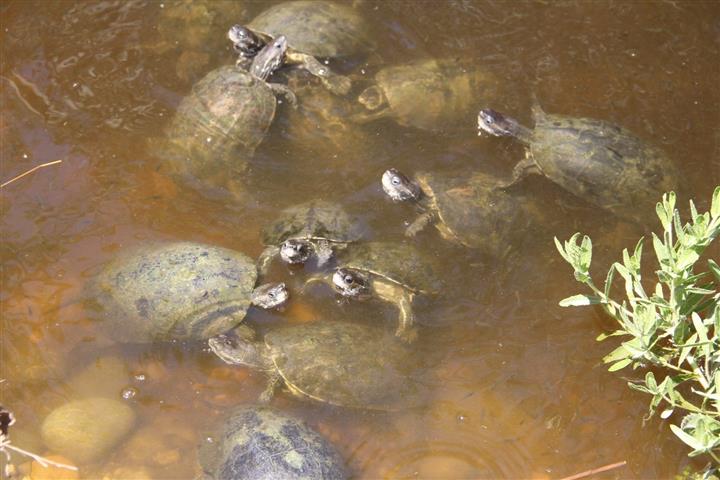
[0,159,63,189]
[558,460,627,480]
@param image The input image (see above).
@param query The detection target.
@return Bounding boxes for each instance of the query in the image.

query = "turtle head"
[358,85,386,111]
[280,238,314,265]
[477,109,517,137]
[250,35,288,81]
[382,168,421,202]
[252,282,289,309]
[332,268,370,298]
[228,25,265,57]
[208,332,265,369]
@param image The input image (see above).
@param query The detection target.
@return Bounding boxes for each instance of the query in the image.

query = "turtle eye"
[344,275,354,284]
[391,176,400,185]
[268,292,275,298]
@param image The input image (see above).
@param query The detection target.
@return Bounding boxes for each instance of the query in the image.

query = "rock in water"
[41,397,135,464]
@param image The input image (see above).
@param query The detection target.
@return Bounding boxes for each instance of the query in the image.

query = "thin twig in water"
[558,460,627,480]
[1,440,78,471]
[0,159,63,188]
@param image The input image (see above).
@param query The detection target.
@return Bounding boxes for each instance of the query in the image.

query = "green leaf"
[708,259,720,283]
[604,264,616,299]
[559,294,603,307]
[712,186,720,219]
[670,424,707,452]
[677,249,701,271]
[554,236,570,264]
[608,358,633,372]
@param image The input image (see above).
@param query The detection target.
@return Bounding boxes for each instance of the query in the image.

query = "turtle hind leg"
[405,211,436,237]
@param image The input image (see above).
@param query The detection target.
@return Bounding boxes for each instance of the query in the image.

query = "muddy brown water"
[1,0,719,478]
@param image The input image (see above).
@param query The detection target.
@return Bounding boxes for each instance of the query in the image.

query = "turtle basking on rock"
[477,103,681,224]
[208,321,424,410]
[87,242,288,343]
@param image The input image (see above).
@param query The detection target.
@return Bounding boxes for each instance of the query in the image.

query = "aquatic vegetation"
[556,187,720,468]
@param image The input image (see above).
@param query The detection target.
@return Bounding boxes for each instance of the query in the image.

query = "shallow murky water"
[1,0,719,478]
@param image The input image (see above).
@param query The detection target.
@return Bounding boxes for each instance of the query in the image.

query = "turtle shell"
[529,108,680,223]
[265,321,424,410]
[261,199,362,246]
[338,242,441,294]
[162,65,277,187]
[198,406,348,480]
[372,59,499,131]
[87,242,258,342]
[418,172,529,256]
[249,0,374,58]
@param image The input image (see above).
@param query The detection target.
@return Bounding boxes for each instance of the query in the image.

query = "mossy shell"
[261,199,362,246]
[338,241,441,294]
[371,59,499,131]
[527,107,681,223]
[265,321,423,410]
[417,172,529,255]
[199,406,348,480]
[249,0,374,58]
[88,242,259,342]
[163,65,277,185]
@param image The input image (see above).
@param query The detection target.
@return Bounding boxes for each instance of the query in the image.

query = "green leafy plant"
[555,186,720,465]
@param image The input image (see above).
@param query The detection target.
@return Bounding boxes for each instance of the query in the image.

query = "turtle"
[198,406,349,480]
[381,168,537,257]
[477,104,681,224]
[280,71,377,169]
[247,0,375,59]
[305,242,441,343]
[228,24,352,96]
[257,200,363,275]
[160,36,296,197]
[208,321,424,410]
[351,58,499,132]
[86,242,288,343]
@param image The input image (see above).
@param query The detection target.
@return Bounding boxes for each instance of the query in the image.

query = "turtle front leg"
[267,83,298,108]
[258,371,282,403]
[289,52,352,96]
[501,156,540,189]
[314,240,334,267]
[257,245,280,276]
[405,211,437,237]
[373,281,418,343]
[301,273,333,293]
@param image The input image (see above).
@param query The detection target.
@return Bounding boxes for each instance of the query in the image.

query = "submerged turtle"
[477,104,681,223]
[382,168,536,256]
[305,242,441,343]
[198,406,348,480]
[228,24,351,95]
[352,58,499,132]
[281,71,376,164]
[248,0,375,59]
[87,242,288,343]
[258,200,363,274]
[161,36,296,197]
[208,321,424,410]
